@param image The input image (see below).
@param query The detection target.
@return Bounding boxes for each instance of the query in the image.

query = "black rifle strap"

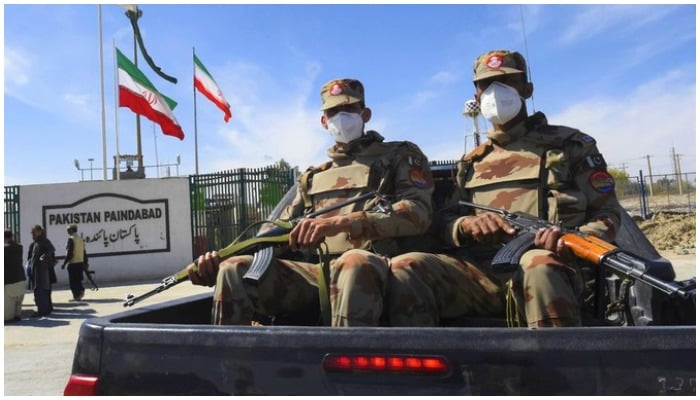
[316,243,332,326]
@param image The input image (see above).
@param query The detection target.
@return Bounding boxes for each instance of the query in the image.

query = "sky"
[3,3,697,186]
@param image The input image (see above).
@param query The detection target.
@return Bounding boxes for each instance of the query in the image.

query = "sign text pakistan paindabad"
[43,194,171,258]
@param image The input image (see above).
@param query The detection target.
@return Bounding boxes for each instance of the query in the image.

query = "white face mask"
[326,111,364,144]
[479,81,523,125]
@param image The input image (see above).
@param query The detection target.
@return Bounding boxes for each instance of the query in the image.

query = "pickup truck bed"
[69,292,695,396]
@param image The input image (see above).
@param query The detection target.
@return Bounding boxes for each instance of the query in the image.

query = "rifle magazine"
[243,247,275,285]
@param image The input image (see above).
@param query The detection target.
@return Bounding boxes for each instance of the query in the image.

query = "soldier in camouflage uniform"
[188,78,435,327]
[388,50,622,328]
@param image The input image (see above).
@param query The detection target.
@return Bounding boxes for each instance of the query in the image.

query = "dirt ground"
[636,211,696,254]
[618,193,696,255]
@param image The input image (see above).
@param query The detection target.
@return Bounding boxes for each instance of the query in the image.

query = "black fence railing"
[189,166,297,258]
[615,172,695,217]
[4,185,20,241]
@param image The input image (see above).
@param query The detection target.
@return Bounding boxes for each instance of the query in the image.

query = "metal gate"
[4,186,20,241]
[190,166,296,258]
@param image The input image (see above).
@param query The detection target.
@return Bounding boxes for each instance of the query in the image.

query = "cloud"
[558,5,675,45]
[406,90,438,110]
[505,4,543,38]
[201,59,330,172]
[548,67,695,175]
[4,46,34,92]
[63,92,90,108]
[429,70,459,85]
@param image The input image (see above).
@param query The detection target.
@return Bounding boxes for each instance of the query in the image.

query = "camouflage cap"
[472,50,527,82]
[320,78,365,111]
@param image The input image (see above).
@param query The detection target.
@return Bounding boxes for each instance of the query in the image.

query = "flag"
[194,53,232,122]
[116,47,184,140]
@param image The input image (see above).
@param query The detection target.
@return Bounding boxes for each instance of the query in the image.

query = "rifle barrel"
[459,201,509,216]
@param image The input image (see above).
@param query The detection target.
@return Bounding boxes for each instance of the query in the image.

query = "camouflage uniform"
[388,50,621,328]
[212,78,435,327]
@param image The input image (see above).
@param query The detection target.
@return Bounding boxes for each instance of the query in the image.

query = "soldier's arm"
[344,144,434,240]
[440,186,474,247]
[569,137,621,241]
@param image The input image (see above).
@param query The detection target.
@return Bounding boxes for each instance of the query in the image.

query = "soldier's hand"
[187,251,220,287]
[289,216,350,250]
[461,212,516,244]
[534,226,573,259]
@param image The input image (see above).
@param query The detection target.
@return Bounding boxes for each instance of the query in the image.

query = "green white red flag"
[194,53,232,122]
[116,47,184,140]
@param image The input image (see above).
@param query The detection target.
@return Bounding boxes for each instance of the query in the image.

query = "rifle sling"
[316,244,332,326]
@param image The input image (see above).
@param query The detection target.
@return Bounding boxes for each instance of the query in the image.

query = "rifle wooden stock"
[459,200,695,300]
[560,233,618,265]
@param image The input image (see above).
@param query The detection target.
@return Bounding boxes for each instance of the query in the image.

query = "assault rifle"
[458,201,696,301]
[84,264,99,291]
[124,191,390,307]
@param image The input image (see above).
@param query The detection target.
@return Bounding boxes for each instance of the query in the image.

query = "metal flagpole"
[133,14,143,176]
[113,39,121,181]
[98,5,108,180]
[153,122,160,178]
[193,46,199,175]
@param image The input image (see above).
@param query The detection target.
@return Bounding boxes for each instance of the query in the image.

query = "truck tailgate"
[73,314,695,395]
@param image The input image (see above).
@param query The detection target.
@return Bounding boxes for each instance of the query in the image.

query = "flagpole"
[153,122,160,178]
[193,46,199,175]
[98,5,108,181]
[113,39,121,181]
[133,18,144,177]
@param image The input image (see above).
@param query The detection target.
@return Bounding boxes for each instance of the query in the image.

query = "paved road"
[3,251,695,396]
[3,280,211,396]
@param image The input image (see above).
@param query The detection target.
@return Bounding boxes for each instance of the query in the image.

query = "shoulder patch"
[585,154,607,169]
[408,168,432,188]
[589,170,615,193]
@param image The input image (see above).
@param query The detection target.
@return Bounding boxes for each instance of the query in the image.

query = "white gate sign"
[43,193,170,257]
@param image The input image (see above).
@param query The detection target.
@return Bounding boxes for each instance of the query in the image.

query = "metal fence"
[4,186,20,241]
[615,172,696,217]
[190,166,297,258]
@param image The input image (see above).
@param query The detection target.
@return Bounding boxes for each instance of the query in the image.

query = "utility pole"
[645,154,654,196]
[675,153,683,196]
[619,162,628,175]
[671,147,683,195]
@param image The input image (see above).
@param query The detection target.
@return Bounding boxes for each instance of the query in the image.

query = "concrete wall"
[19,177,192,284]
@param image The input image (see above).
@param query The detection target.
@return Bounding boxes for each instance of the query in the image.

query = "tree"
[258,159,295,211]
[607,167,634,197]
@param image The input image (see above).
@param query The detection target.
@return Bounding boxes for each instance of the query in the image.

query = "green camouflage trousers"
[388,249,582,328]
[212,249,390,327]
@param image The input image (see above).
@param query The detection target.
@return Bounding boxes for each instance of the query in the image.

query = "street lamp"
[74,159,84,181]
[88,158,94,180]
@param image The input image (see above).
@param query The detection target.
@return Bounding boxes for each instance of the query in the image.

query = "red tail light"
[64,374,99,396]
[323,354,450,375]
